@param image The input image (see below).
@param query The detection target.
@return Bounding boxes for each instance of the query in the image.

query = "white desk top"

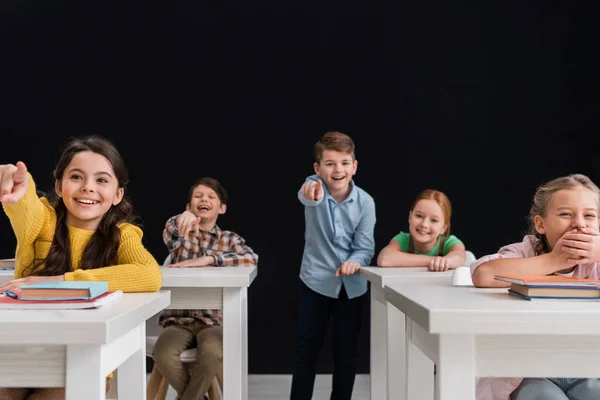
[360,266,452,287]
[0,291,170,345]
[1,265,259,288]
[160,266,257,288]
[384,282,600,335]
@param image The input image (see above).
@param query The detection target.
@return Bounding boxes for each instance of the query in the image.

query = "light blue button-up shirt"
[298,175,376,299]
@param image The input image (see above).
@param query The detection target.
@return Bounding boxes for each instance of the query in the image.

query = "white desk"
[0,291,171,400]
[360,267,452,400]
[384,283,600,400]
[160,266,257,400]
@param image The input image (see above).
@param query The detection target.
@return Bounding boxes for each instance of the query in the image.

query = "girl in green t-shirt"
[377,189,466,271]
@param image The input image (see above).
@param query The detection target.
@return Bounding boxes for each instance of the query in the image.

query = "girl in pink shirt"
[471,173,600,400]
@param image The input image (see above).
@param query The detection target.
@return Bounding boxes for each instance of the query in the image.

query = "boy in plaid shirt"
[153,177,258,400]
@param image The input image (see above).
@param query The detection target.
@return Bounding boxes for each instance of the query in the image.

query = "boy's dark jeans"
[290,281,366,400]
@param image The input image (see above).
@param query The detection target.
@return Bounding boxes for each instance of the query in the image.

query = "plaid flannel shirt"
[158,214,258,328]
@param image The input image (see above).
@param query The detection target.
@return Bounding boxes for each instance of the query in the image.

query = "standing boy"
[291,131,376,400]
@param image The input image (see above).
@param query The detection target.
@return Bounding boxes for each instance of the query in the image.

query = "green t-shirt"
[392,231,463,256]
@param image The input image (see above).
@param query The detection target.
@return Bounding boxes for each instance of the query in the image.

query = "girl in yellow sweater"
[0,135,162,400]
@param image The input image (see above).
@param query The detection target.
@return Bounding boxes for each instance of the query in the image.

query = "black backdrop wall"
[0,2,598,373]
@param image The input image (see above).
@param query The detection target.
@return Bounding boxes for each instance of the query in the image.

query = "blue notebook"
[17,281,109,301]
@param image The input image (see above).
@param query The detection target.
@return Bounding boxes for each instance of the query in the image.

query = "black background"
[1,2,598,373]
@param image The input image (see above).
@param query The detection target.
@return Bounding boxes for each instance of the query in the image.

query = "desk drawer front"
[166,287,223,309]
[0,345,65,387]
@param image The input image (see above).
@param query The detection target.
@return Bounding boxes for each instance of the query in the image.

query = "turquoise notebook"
[18,281,109,301]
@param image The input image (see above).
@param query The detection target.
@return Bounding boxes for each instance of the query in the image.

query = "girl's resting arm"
[377,240,435,268]
[471,254,561,288]
[64,224,162,292]
[444,243,467,269]
[470,238,568,288]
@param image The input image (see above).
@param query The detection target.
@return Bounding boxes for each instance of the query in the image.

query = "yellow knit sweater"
[2,174,162,292]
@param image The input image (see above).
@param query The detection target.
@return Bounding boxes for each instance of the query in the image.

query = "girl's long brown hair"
[28,136,137,277]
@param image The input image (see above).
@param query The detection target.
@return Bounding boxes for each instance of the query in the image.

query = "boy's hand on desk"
[0,161,29,205]
[561,228,600,264]
[169,256,215,268]
[0,275,64,293]
[335,261,360,277]
[301,180,324,201]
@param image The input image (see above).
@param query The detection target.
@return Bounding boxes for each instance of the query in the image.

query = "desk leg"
[223,287,248,400]
[66,344,105,400]
[117,323,147,400]
[405,319,434,400]
[371,286,387,400]
[436,334,475,400]
[387,297,405,400]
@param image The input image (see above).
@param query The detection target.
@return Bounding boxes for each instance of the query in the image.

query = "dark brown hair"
[313,131,355,163]
[188,177,228,205]
[28,135,136,276]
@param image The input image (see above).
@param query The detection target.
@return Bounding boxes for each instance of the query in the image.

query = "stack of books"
[0,281,122,309]
[494,275,600,301]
